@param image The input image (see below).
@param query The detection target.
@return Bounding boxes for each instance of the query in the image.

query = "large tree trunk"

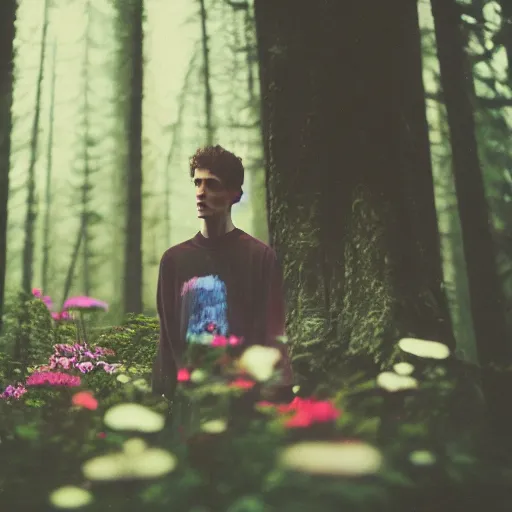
[0,0,17,334]
[123,0,144,315]
[21,0,49,294]
[430,0,512,435]
[254,0,454,375]
[199,0,214,145]
[42,39,57,295]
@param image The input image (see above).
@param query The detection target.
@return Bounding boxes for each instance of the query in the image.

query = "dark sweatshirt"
[151,227,293,397]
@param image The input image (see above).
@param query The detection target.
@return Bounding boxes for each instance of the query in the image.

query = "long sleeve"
[263,248,294,387]
[151,254,178,397]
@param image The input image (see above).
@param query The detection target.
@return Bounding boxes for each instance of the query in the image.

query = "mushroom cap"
[279,441,383,476]
[103,403,165,433]
[398,338,450,359]
[63,296,109,312]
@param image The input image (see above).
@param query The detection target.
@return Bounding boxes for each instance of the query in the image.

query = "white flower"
[393,362,414,376]
[239,345,281,382]
[82,437,177,481]
[279,441,382,476]
[398,338,450,360]
[103,403,165,433]
[200,419,227,434]
[376,372,418,392]
[292,385,300,394]
[49,486,93,509]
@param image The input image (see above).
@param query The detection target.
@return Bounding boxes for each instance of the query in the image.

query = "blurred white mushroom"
[103,403,165,433]
[82,438,177,481]
[239,345,281,382]
[398,338,450,360]
[292,385,300,394]
[49,486,93,509]
[393,362,414,376]
[200,419,227,434]
[376,372,418,392]
[279,441,382,476]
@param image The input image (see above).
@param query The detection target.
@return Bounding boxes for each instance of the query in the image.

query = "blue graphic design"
[181,275,229,344]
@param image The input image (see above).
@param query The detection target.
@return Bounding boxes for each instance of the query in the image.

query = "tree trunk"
[0,0,17,334]
[42,39,57,294]
[199,0,214,145]
[21,0,49,294]
[163,47,199,247]
[81,1,92,296]
[123,0,144,315]
[430,0,512,436]
[254,0,454,374]
[498,0,512,82]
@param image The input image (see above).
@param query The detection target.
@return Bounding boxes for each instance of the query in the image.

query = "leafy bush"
[0,302,512,512]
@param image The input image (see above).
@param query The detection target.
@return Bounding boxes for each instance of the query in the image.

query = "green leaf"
[15,423,40,440]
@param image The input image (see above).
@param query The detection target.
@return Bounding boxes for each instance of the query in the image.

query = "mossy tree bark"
[254,0,454,374]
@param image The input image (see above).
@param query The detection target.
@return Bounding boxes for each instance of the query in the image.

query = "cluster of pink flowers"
[211,334,243,347]
[44,343,118,375]
[26,371,81,387]
[257,396,341,428]
[0,384,28,400]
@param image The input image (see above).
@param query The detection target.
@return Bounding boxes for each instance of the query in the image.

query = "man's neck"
[200,215,235,239]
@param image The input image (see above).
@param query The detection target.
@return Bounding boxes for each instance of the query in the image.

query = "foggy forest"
[1,0,512,510]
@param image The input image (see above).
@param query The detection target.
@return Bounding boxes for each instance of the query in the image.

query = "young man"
[152,145,293,400]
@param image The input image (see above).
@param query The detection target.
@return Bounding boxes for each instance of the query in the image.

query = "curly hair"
[189,145,244,192]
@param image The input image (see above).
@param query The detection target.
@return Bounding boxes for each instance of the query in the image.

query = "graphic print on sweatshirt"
[180,275,229,344]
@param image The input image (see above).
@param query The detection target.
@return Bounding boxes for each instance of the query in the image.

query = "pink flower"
[32,288,42,298]
[95,361,118,374]
[76,362,94,374]
[229,378,255,389]
[56,357,73,370]
[1,384,27,400]
[63,296,109,312]
[52,311,72,321]
[228,335,242,346]
[206,322,216,333]
[256,396,341,429]
[97,432,106,439]
[212,335,228,347]
[26,371,81,387]
[177,368,191,382]
[72,391,98,410]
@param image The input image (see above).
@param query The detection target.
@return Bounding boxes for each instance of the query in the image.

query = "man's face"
[193,168,237,219]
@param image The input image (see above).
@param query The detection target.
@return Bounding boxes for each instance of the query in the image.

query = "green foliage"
[92,313,158,374]
[0,293,75,378]
[1,311,512,512]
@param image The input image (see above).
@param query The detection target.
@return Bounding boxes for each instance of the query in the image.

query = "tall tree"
[430,0,512,434]
[254,0,454,376]
[122,0,144,315]
[0,0,17,333]
[41,38,57,294]
[21,0,50,294]
[81,0,93,296]
[199,0,215,145]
